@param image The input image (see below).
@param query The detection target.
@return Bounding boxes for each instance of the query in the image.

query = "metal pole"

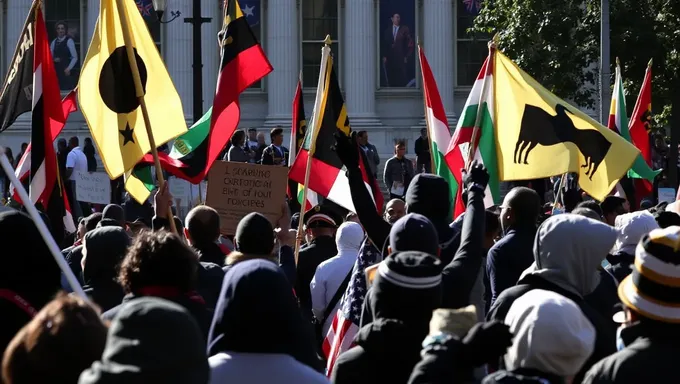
[600,0,610,125]
[192,0,203,124]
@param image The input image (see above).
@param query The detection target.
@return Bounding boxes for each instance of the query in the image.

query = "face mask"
[616,325,626,351]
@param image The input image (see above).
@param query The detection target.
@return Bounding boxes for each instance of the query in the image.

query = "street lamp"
[152,0,212,124]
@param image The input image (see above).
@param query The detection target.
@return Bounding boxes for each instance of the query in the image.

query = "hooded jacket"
[82,227,130,311]
[487,214,617,382]
[0,211,61,365]
[332,251,442,384]
[207,260,325,383]
[607,211,659,283]
[79,297,209,384]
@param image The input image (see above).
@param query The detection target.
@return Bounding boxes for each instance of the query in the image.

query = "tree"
[473,0,680,129]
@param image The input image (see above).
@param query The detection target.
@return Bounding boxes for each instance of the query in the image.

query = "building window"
[301,0,339,88]
[241,0,262,89]
[378,0,417,88]
[45,0,82,91]
[456,0,489,87]
[135,0,162,54]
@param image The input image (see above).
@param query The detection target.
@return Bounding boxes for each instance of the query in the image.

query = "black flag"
[0,1,38,132]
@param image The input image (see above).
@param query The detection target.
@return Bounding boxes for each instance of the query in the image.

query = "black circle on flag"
[99,46,148,114]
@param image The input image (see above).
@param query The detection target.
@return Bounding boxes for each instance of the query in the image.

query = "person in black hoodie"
[334,131,487,310]
[0,211,61,367]
[81,226,130,311]
[101,230,212,339]
[207,259,324,380]
[332,251,442,384]
[80,297,209,384]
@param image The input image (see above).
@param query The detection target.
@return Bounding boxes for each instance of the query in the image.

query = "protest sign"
[75,171,111,204]
[206,162,288,235]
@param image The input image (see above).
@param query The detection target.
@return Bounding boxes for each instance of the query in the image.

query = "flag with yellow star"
[78,0,187,179]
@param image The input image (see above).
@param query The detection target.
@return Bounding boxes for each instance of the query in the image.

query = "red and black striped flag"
[147,0,272,184]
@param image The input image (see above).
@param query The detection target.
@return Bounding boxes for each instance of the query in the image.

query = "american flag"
[322,239,380,377]
[135,0,154,17]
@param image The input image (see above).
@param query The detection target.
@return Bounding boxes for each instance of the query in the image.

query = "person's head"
[420,128,427,138]
[484,208,501,251]
[404,174,452,224]
[231,130,246,147]
[247,128,257,141]
[68,136,79,149]
[571,207,602,222]
[84,212,103,232]
[84,137,93,147]
[500,187,540,233]
[184,205,221,247]
[256,132,265,145]
[575,200,603,218]
[57,138,67,152]
[207,260,320,370]
[20,142,28,152]
[600,196,627,226]
[303,205,339,240]
[79,298,208,384]
[118,230,199,295]
[525,214,617,297]
[384,198,406,224]
[345,212,359,224]
[55,21,67,37]
[4,147,12,159]
[234,212,275,255]
[2,293,107,384]
[357,130,368,146]
[391,13,401,26]
[504,289,595,382]
[99,204,126,228]
[388,213,439,255]
[77,217,87,240]
[394,140,406,159]
[611,210,659,256]
[616,227,680,331]
[82,227,131,285]
[335,221,364,254]
[270,127,284,146]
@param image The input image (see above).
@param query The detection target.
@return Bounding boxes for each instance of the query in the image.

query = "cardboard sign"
[75,171,111,204]
[206,162,289,235]
[658,188,676,204]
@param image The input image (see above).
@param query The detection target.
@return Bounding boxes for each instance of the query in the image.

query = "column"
[6,0,32,127]
[422,0,456,124]
[164,0,194,120]
[344,0,381,128]
[86,0,99,44]
[201,0,220,114]
[263,0,297,127]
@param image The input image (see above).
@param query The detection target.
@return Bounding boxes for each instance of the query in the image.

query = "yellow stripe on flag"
[494,51,639,201]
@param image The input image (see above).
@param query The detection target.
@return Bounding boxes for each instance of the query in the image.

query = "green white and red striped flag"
[444,51,501,218]
[419,46,457,218]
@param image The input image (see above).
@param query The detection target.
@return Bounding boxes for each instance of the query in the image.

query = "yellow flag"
[78,0,187,179]
[494,51,639,201]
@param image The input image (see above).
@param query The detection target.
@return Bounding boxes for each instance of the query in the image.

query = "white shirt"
[65,146,88,181]
[310,251,357,336]
[209,352,329,384]
[50,36,78,71]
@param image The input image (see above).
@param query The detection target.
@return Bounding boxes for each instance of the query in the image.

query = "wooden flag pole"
[417,43,436,174]
[115,0,176,234]
[294,35,332,265]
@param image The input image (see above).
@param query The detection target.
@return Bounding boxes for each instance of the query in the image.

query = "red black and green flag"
[137,0,272,186]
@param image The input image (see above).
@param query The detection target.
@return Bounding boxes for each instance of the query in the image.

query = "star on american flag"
[135,0,154,17]
[240,1,259,27]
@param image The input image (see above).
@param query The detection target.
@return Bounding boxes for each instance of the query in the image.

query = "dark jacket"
[346,167,485,311]
[65,244,85,288]
[414,136,431,168]
[483,369,566,384]
[582,322,680,384]
[82,227,130,312]
[486,225,537,307]
[261,144,289,166]
[295,235,337,320]
[605,252,635,284]
[208,259,322,371]
[194,242,227,267]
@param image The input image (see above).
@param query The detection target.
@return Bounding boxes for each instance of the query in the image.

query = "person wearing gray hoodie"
[486,214,618,383]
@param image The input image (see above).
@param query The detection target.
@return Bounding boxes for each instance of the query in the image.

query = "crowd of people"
[1,128,680,384]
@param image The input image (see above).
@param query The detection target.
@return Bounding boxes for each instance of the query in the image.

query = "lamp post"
[153,0,212,124]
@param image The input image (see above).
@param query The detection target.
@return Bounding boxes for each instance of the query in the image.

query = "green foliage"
[473,0,680,129]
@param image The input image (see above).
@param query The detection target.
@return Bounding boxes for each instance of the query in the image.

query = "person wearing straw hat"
[583,226,680,384]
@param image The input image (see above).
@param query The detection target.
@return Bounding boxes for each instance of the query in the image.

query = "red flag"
[629,60,654,202]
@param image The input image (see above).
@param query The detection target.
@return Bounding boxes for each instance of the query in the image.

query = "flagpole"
[115,0,177,234]
[294,35,332,265]
[466,35,498,170]
[0,149,88,300]
[417,43,436,174]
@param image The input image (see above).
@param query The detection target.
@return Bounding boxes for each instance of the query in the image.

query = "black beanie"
[235,212,275,255]
[389,213,439,255]
[405,173,451,222]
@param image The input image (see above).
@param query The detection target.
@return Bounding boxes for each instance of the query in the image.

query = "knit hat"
[389,213,439,255]
[618,226,680,323]
[234,212,275,255]
[370,251,442,324]
[99,204,125,227]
